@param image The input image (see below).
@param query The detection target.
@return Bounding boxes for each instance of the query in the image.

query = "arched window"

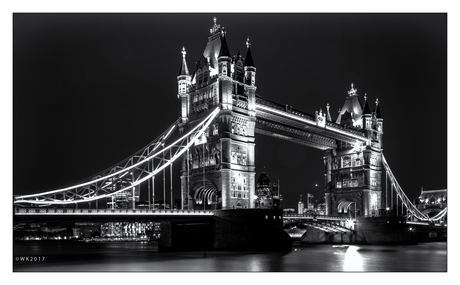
[343,156,351,168]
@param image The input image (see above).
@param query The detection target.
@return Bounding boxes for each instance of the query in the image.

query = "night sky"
[13,13,447,209]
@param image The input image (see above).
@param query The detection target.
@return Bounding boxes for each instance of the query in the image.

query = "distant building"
[305,193,315,211]
[298,194,304,214]
[105,176,140,209]
[254,172,281,209]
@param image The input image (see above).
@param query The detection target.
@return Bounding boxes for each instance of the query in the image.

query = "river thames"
[13,240,446,272]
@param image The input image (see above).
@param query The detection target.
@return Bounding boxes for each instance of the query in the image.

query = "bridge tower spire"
[178,47,191,126]
[179,18,257,210]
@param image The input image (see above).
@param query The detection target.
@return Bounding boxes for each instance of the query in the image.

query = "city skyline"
[13,13,447,209]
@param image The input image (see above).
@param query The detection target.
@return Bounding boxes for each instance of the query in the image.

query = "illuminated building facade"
[100,221,159,238]
[176,18,385,216]
[178,18,257,210]
[324,85,384,217]
[297,195,304,214]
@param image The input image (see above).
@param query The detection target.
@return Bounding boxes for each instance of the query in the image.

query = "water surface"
[13,241,447,272]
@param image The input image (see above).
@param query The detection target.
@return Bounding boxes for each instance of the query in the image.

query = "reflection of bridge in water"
[14,18,446,250]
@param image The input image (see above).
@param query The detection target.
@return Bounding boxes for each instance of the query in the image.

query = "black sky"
[13,13,447,208]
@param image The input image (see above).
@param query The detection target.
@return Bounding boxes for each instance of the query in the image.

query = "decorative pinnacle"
[246,37,251,48]
[364,93,367,101]
[375,98,379,106]
[181,47,186,59]
[210,17,221,35]
[348,83,357,96]
[326,103,330,110]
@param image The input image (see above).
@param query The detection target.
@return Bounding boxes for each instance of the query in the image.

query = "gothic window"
[370,157,377,166]
[343,157,351,168]
[197,70,203,85]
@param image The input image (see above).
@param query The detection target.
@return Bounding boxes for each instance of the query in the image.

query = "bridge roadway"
[13,207,215,225]
[14,207,214,216]
[283,213,349,222]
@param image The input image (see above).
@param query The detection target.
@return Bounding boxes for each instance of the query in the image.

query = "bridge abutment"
[158,209,292,252]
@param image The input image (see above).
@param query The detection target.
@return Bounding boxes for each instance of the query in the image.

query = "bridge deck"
[14,208,215,216]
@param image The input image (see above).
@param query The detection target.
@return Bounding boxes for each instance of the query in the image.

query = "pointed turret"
[326,103,332,122]
[177,47,191,124]
[203,17,224,72]
[362,93,371,115]
[244,37,255,67]
[374,98,383,133]
[336,83,364,128]
[218,30,232,78]
[243,37,257,117]
[218,31,231,58]
[374,98,383,119]
[244,37,256,87]
[362,93,372,130]
[178,47,190,76]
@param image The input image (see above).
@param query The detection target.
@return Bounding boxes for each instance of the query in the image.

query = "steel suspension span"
[14,107,221,206]
[382,154,447,222]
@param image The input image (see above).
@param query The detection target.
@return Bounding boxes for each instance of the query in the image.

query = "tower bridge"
[14,18,446,249]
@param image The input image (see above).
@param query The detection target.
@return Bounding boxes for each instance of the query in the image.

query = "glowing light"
[353,141,364,152]
[342,245,364,271]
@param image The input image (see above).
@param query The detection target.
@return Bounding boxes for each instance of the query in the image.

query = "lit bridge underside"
[283,214,354,233]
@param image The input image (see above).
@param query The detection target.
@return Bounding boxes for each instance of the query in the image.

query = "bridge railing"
[283,214,348,221]
[14,207,215,216]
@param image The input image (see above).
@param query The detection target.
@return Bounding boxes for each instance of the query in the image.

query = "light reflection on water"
[13,241,447,272]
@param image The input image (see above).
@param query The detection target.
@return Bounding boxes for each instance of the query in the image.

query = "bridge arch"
[337,198,362,218]
[191,180,219,210]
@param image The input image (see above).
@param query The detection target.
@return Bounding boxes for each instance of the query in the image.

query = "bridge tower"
[324,85,384,217]
[177,18,257,210]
